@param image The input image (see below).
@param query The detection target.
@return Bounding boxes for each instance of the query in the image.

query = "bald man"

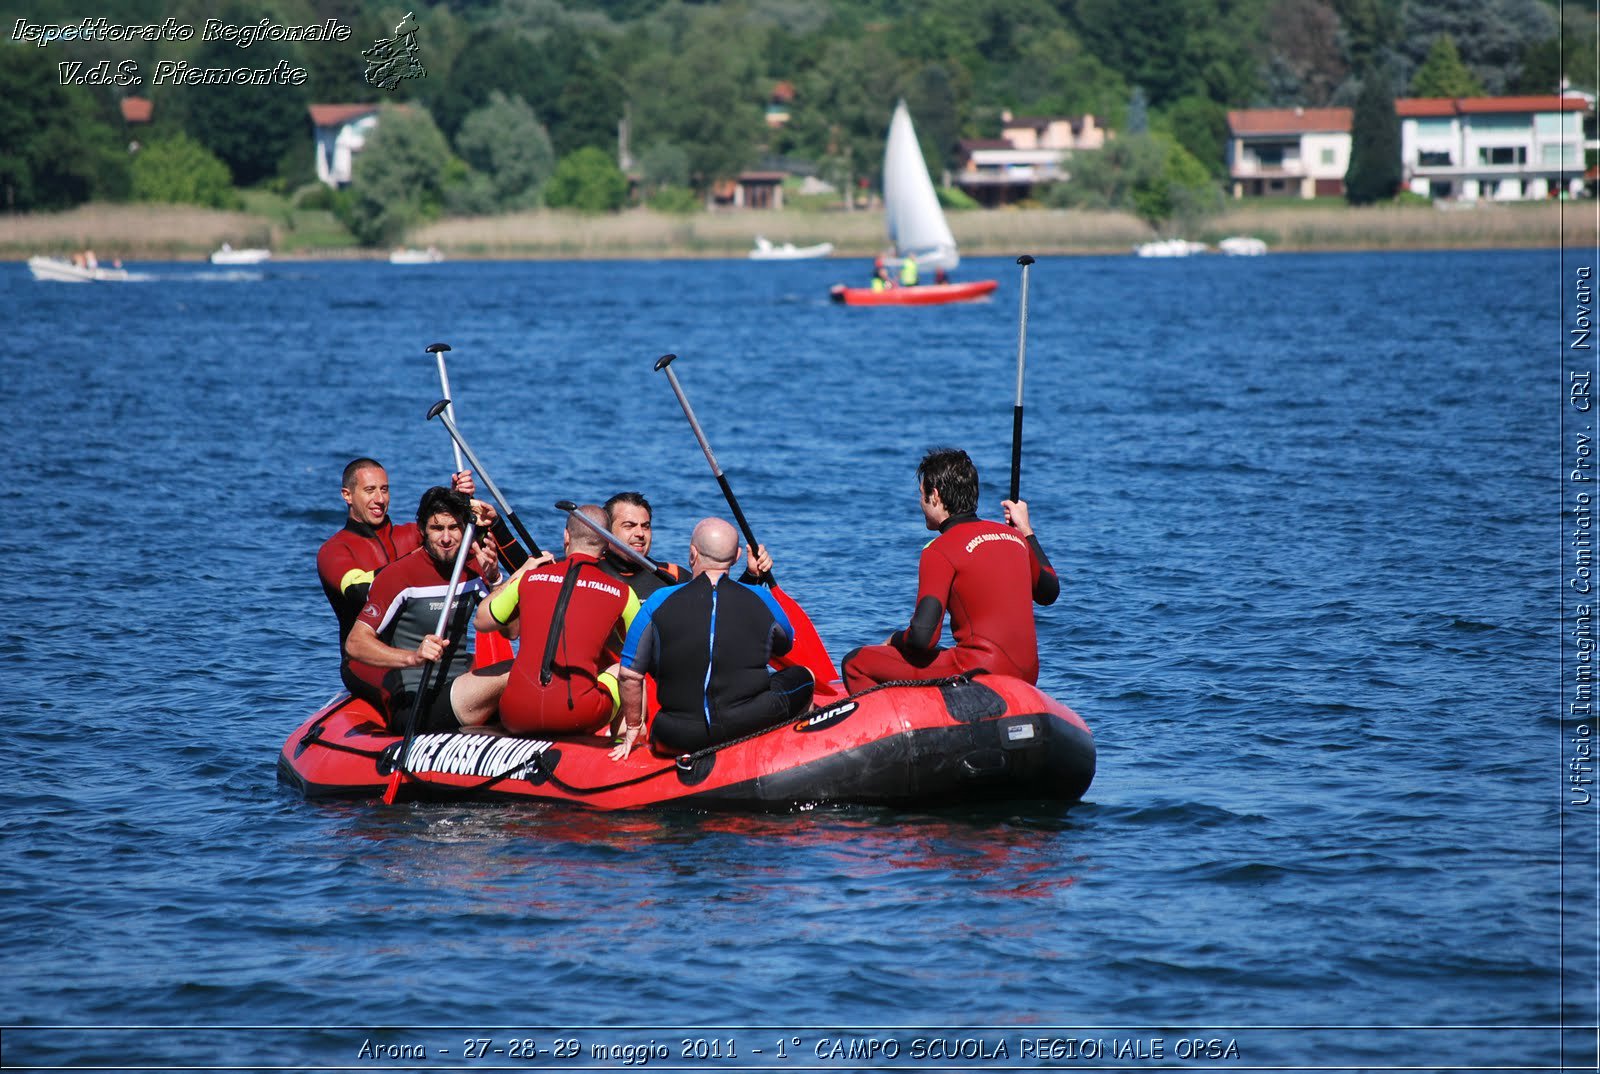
[473,505,640,736]
[611,518,814,759]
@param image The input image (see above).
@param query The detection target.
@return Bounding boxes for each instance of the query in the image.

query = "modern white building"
[1397,95,1588,200]
[1226,107,1353,198]
[308,104,382,188]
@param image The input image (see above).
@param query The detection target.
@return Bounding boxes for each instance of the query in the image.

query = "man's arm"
[345,620,444,669]
[902,545,954,652]
[1003,499,1059,606]
[609,666,648,760]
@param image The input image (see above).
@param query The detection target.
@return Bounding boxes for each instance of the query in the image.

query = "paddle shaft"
[556,501,678,586]
[430,403,544,558]
[1010,255,1034,503]
[659,360,773,584]
[429,345,466,473]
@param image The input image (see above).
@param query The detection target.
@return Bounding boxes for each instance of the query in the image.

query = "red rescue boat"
[277,673,1095,810]
[829,280,999,306]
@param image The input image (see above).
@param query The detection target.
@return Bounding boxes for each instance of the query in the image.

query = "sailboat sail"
[882,100,960,274]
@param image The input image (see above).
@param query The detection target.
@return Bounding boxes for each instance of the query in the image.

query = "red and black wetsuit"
[594,551,686,599]
[841,514,1059,692]
[486,552,639,736]
[345,546,490,730]
[317,516,421,644]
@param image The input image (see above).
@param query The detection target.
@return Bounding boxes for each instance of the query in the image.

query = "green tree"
[165,36,308,187]
[455,92,556,209]
[544,147,627,212]
[1409,35,1485,96]
[783,36,904,206]
[337,105,453,246]
[1400,0,1557,95]
[0,48,128,211]
[1344,66,1402,204]
[1048,132,1220,230]
[131,133,236,208]
[1161,96,1230,178]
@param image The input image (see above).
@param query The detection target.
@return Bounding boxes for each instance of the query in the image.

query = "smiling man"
[595,491,687,598]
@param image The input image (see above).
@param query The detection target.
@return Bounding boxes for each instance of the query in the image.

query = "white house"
[309,104,382,188]
[955,112,1109,206]
[1226,107,1352,198]
[1397,95,1588,201]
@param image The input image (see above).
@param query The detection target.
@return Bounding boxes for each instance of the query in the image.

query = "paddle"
[555,500,679,587]
[426,399,544,559]
[1010,255,1034,503]
[383,519,477,804]
[425,348,528,571]
[653,353,839,684]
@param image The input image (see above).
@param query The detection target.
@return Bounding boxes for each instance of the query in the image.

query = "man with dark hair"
[598,490,771,597]
[840,448,1059,692]
[473,505,640,736]
[343,487,506,732]
[610,518,813,759]
[596,491,686,598]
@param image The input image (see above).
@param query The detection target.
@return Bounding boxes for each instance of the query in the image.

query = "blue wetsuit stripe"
[703,582,719,728]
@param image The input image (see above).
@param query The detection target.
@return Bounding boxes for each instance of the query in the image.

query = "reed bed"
[0,200,1586,260]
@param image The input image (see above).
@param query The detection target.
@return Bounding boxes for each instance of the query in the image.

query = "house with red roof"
[1396,95,1588,201]
[309,104,382,187]
[1226,107,1353,199]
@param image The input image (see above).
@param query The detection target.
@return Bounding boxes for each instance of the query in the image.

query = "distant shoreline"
[0,201,1577,261]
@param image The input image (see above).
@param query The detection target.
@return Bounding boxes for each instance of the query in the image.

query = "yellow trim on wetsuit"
[597,670,621,717]
[340,567,376,593]
[488,578,521,624]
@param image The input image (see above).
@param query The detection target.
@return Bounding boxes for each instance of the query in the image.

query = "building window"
[1477,146,1527,166]
[1542,143,1578,167]
[1429,180,1454,198]
[1415,118,1453,136]
[1418,150,1452,166]
[1255,146,1284,166]
[1320,148,1335,165]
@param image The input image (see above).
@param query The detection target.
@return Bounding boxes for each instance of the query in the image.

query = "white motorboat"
[1135,239,1208,258]
[210,243,271,265]
[748,237,833,260]
[389,246,444,264]
[27,256,132,283]
[1218,236,1268,256]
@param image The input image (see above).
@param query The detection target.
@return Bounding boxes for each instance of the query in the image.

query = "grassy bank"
[0,199,1580,261]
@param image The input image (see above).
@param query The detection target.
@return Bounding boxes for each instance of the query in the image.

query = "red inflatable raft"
[830,280,999,306]
[278,674,1094,810]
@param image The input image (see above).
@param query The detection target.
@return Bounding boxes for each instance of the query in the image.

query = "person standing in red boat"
[840,448,1059,693]
[473,504,639,736]
[343,487,506,732]
[610,518,812,760]
[317,457,486,695]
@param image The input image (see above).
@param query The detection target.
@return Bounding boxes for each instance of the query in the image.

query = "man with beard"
[343,486,506,732]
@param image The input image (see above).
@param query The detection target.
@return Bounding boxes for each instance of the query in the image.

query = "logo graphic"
[794,701,857,733]
[362,11,425,91]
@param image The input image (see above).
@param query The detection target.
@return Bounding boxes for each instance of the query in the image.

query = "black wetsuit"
[595,551,686,599]
[620,573,814,752]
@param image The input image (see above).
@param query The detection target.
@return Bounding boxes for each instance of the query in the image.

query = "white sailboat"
[830,100,997,305]
[882,99,960,274]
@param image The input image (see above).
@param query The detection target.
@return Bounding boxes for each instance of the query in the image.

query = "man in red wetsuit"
[316,457,482,693]
[344,487,506,732]
[474,504,640,736]
[840,448,1059,693]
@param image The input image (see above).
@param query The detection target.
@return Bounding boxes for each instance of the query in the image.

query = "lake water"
[2,248,1594,1071]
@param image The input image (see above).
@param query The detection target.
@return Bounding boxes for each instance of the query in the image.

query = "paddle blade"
[769,584,839,686]
[382,767,402,804]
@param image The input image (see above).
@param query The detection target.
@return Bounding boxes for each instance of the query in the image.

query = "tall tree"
[1344,66,1401,204]
[1400,0,1558,95]
[0,48,128,212]
[1264,0,1348,106]
[455,93,556,208]
[165,36,309,187]
[1409,34,1485,97]
[337,105,453,245]
[131,133,236,208]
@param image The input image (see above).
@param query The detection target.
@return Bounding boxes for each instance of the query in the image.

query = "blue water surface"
[2,250,1592,1071]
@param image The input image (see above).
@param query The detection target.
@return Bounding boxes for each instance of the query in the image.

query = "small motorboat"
[389,246,445,264]
[830,279,999,306]
[279,672,1095,810]
[26,255,132,283]
[210,243,271,265]
[1135,239,1208,258]
[1218,236,1268,256]
[749,237,834,260]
